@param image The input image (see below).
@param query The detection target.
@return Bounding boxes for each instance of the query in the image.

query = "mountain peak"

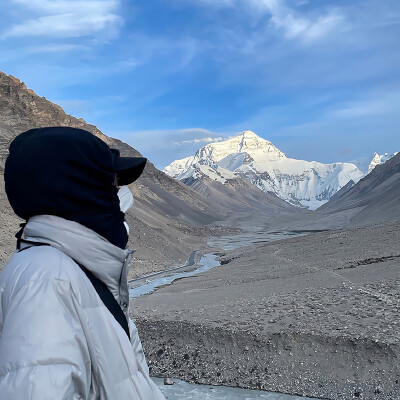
[191,131,287,164]
[238,130,259,137]
[236,130,270,143]
[226,131,285,160]
[164,131,286,180]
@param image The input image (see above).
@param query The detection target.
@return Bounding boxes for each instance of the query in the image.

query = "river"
[130,253,219,299]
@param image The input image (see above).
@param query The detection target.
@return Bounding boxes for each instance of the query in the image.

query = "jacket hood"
[4,127,133,249]
[21,215,134,305]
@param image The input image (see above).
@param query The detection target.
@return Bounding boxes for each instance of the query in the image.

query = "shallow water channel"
[152,377,314,400]
[129,253,219,299]
[131,230,316,399]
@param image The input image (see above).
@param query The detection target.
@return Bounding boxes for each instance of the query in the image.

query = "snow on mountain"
[165,131,286,178]
[368,152,398,173]
[179,163,237,185]
[352,152,398,175]
[164,131,395,210]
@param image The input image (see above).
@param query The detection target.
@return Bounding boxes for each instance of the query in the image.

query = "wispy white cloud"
[4,0,122,38]
[26,44,89,53]
[122,128,224,147]
[12,0,117,13]
[251,0,345,42]
[125,34,208,74]
[173,0,233,8]
[271,12,344,42]
[327,91,400,120]
[176,0,345,43]
[113,128,228,168]
[111,59,142,71]
[174,137,223,145]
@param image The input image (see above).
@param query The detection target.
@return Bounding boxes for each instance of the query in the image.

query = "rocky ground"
[131,220,400,399]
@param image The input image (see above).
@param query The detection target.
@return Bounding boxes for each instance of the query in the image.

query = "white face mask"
[117,186,134,235]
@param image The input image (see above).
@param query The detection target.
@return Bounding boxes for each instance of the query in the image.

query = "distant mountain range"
[165,131,396,210]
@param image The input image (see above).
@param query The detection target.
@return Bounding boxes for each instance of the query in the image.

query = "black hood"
[5,127,145,249]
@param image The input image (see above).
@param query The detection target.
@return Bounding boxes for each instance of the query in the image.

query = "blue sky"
[1,0,399,169]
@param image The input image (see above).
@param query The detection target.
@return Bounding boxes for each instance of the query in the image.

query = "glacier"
[164,131,395,210]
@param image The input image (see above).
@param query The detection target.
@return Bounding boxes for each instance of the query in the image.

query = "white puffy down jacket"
[0,215,165,400]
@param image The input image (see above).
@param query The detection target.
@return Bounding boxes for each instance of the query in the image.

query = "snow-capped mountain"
[164,131,395,210]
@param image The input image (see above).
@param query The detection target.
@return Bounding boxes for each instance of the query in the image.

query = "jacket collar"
[22,215,134,306]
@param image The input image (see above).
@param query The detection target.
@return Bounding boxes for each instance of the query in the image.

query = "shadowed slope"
[320,152,400,224]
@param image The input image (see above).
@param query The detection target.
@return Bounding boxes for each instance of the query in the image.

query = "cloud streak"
[326,91,400,120]
[114,128,228,168]
[26,44,89,53]
[174,137,224,145]
[177,0,345,43]
[4,0,122,38]
[248,0,344,42]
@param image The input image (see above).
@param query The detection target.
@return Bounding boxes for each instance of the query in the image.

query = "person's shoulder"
[0,245,82,290]
[1,245,101,312]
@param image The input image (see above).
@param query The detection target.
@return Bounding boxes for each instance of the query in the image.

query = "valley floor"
[131,220,400,399]
[127,224,241,280]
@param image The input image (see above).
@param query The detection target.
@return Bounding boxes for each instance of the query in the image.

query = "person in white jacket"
[0,127,166,400]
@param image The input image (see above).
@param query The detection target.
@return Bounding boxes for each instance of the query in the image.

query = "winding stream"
[129,253,219,299]
[129,230,310,299]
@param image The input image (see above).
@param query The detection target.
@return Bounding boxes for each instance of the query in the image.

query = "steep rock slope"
[185,174,305,229]
[165,131,366,210]
[320,152,400,224]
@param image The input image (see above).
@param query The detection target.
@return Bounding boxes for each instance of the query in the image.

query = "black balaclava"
[5,127,129,249]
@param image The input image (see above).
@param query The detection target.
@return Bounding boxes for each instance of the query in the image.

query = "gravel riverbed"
[131,220,400,399]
